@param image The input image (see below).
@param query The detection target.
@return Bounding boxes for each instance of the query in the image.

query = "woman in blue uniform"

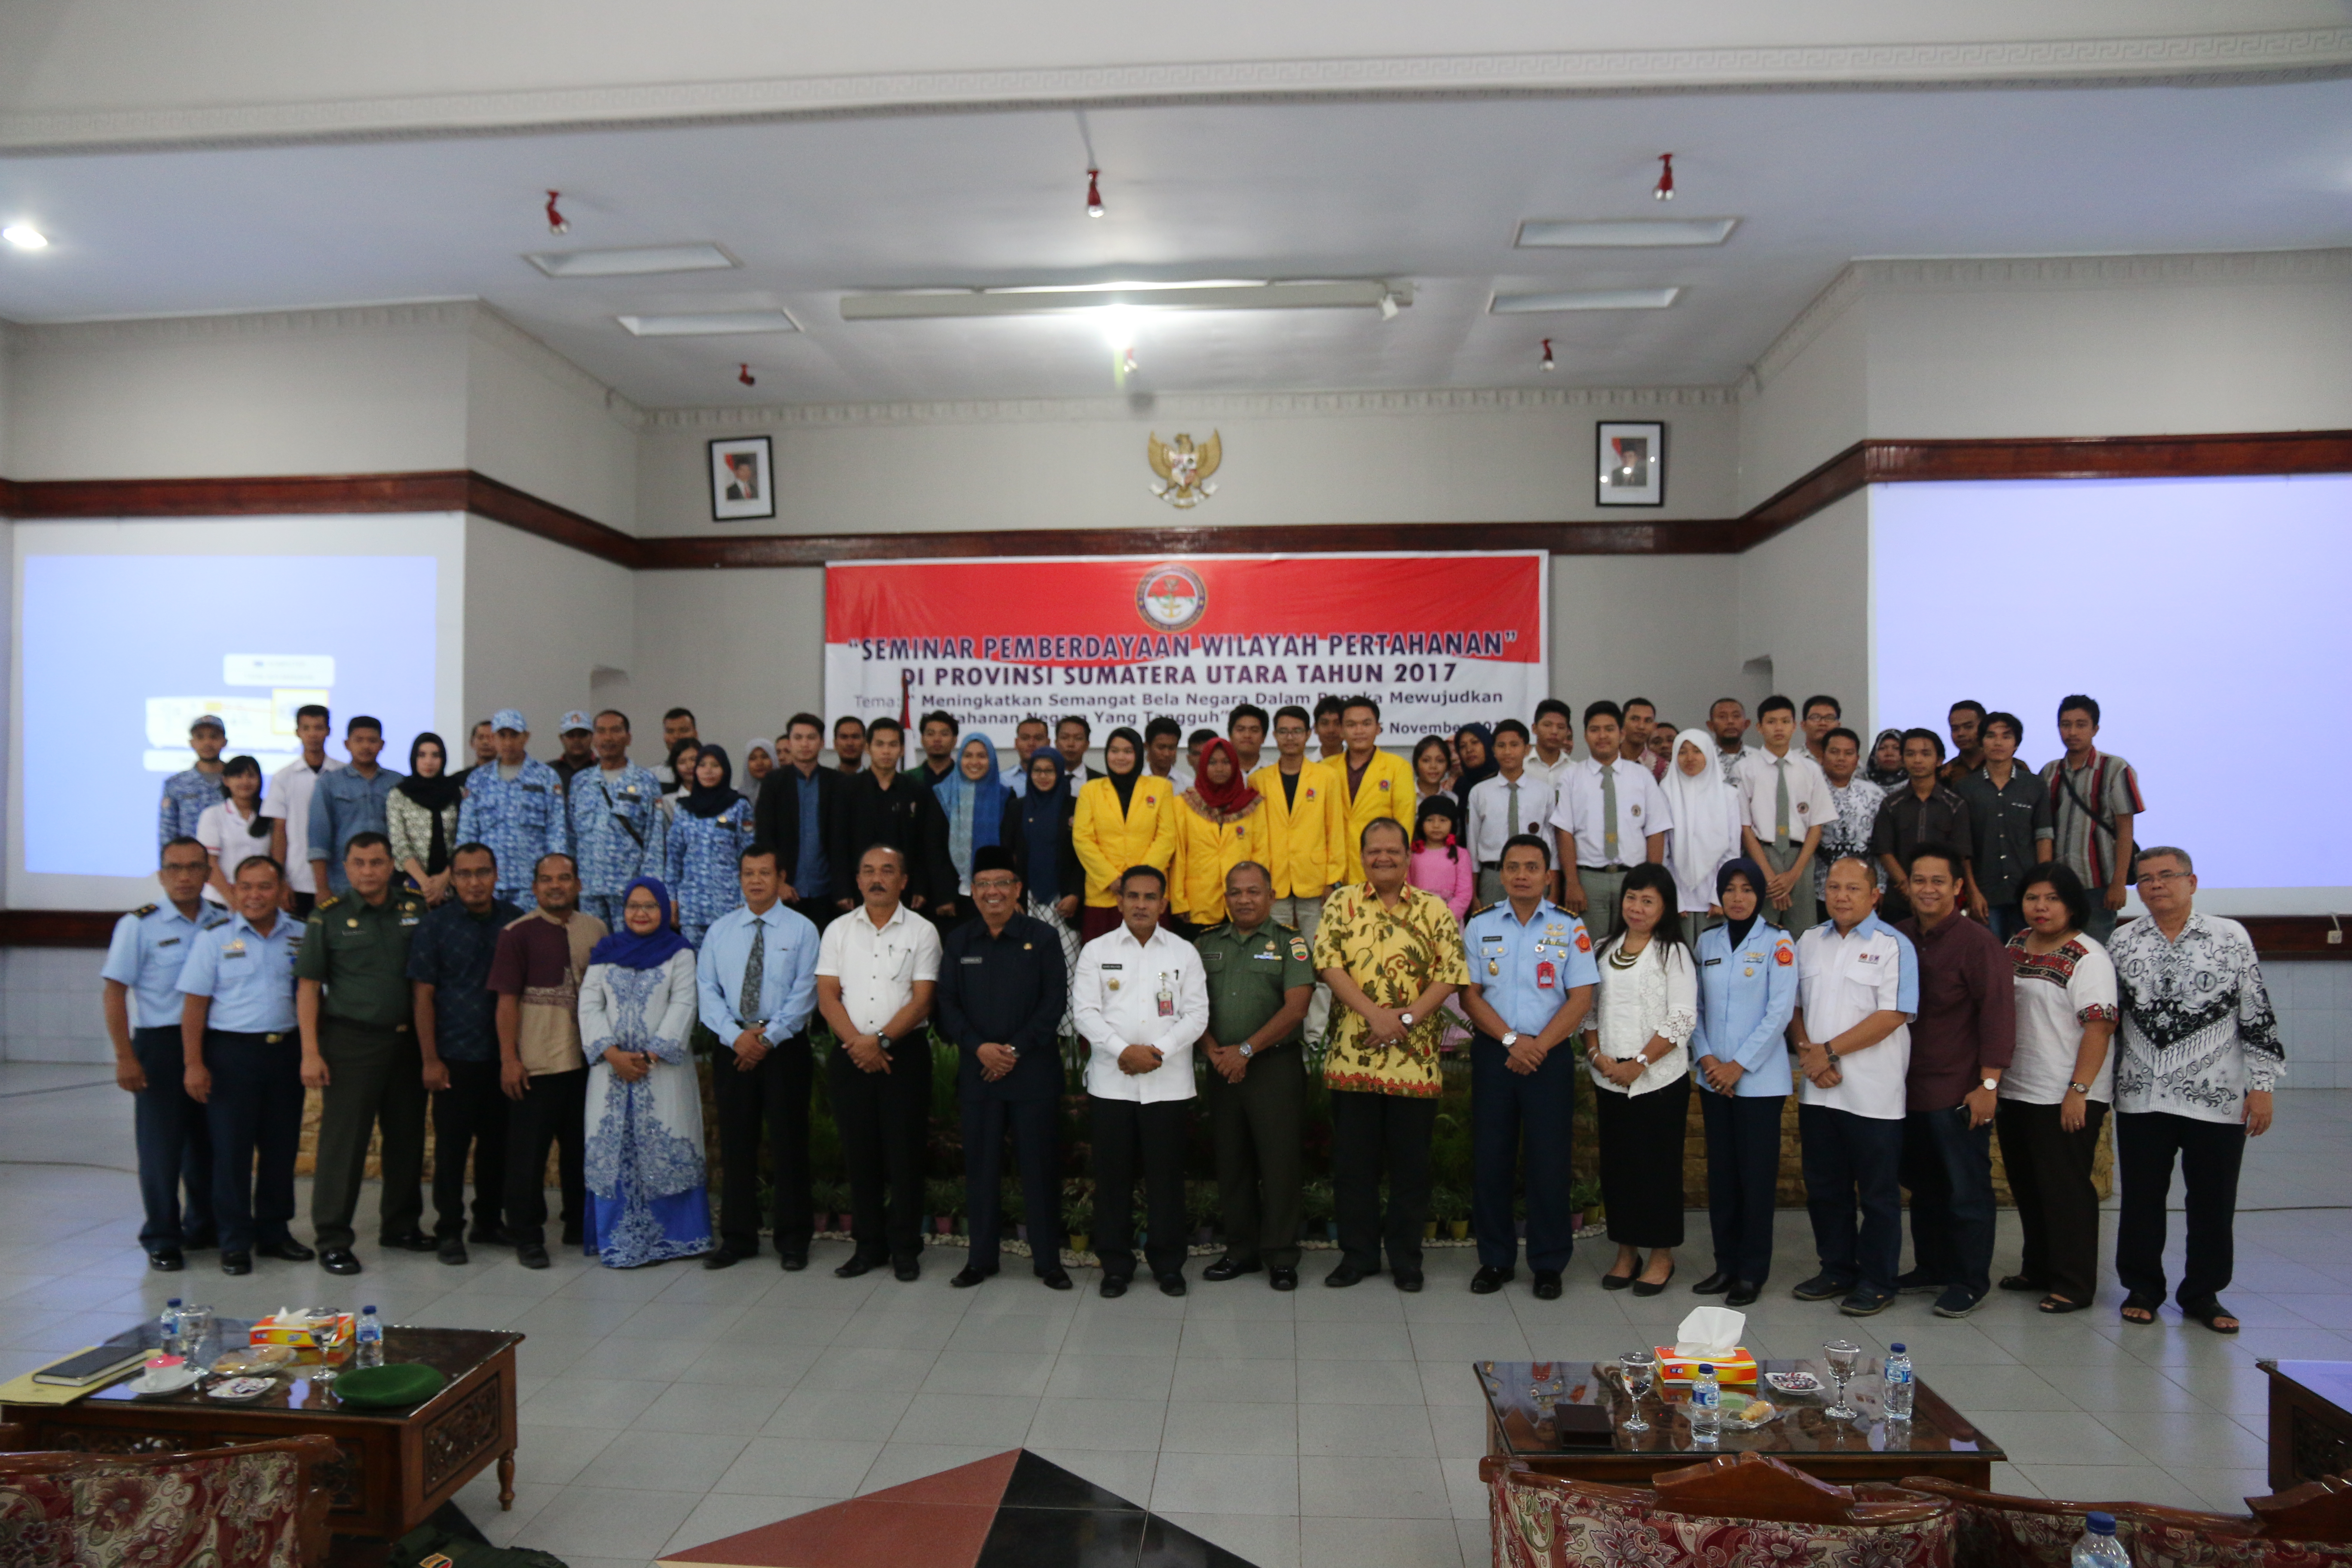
[665,744,755,946]
[1690,856,1798,1308]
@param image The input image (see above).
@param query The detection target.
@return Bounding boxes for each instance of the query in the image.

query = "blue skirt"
[585,1184,712,1268]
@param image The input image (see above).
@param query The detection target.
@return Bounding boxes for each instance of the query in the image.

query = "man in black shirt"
[755,712,853,932]
[839,718,952,913]
[407,842,523,1263]
[917,710,960,788]
[1870,729,1973,924]
[937,845,1070,1291]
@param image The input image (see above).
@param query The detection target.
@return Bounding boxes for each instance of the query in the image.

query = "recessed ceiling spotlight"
[1516,218,1736,248]
[526,243,738,278]
[1489,288,1681,314]
[3,224,48,251]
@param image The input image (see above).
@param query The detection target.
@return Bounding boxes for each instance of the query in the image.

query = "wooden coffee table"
[4,1326,522,1566]
[1477,1358,2004,1487]
[2259,1359,2352,1492]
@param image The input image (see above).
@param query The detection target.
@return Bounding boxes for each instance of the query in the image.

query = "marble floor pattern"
[1,1062,2347,1568]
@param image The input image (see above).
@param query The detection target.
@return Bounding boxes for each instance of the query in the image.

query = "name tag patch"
[960,956,984,965]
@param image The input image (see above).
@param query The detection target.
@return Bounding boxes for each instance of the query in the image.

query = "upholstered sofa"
[0,1425,337,1568]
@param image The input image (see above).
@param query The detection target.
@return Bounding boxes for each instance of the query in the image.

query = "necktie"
[1773,759,1792,853]
[1506,781,1521,838]
[1601,765,1619,863]
[739,915,767,1029]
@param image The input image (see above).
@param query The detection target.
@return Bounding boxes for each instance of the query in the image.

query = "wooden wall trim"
[459,472,643,568]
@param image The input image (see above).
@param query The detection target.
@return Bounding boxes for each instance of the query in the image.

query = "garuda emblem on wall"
[1147,431,1221,509]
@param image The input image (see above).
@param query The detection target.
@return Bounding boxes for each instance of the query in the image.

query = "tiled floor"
[2,1061,2347,1568]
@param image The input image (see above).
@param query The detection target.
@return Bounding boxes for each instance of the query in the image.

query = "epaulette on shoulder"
[132,903,159,918]
[201,914,232,931]
[316,895,340,910]
[1466,900,1498,919]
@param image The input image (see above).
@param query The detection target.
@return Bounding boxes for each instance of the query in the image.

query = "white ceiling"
[0,79,2347,406]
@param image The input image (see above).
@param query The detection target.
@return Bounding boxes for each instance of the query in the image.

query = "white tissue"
[1673,1305,1745,1358]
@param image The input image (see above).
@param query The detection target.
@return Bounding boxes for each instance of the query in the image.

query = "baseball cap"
[189,714,227,734]
[492,708,529,732]
[559,710,591,735]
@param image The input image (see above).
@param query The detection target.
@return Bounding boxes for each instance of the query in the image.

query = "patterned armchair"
[1901,1471,2352,1568]
[1482,1451,1957,1568]
[0,1433,337,1568]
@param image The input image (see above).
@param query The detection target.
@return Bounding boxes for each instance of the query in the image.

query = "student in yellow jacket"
[1168,739,1267,928]
[1071,726,1177,939]
[1251,704,1344,928]
[1331,696,1417,885]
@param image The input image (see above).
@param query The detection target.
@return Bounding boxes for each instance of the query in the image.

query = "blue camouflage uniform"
[666,799,756,945]
[159,766,225,850]
[457,756,569,909]
[101,899,215,1250]
[567,762,668,925]
[307,764,404,895]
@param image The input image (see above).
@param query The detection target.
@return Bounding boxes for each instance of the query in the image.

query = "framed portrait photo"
[708,435,775,522]
[1596,421,1665,507]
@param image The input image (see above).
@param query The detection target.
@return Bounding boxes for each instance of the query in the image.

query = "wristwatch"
[1399,1011,1416,1029]
[1237,1042,1255,1060]
[1979,1077,2000,1094]
[2067,1080,2091,1094]
[876,1034,893,1053]
[1501,1031,1520,1050]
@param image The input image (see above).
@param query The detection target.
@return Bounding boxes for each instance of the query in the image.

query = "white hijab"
[1660,729,1742,913]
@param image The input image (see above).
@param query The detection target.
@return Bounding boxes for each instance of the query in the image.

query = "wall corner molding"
[6,298,484,348]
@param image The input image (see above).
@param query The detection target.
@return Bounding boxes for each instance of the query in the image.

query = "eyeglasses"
[2138,868,2192,886]
[972,877,1020,892]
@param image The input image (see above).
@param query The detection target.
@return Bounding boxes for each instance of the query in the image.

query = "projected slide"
[22,554,438,878]
[1872,475,2349,911]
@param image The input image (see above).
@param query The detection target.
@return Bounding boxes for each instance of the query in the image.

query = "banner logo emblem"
[1136,564,1209,632]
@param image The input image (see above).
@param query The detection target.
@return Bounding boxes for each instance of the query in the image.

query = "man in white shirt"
[1708,696,1752,783]
[1546,702,1670,943]
[1788,856,1919,1318]
[1736,695,1838,935]
[816,844,943,1282]
[1525,698,1574,786]
[1465,720,1557,909]
[264,703,343,916]
[1072,863,1209,1299]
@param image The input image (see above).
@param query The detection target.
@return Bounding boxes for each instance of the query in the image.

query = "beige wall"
[1735,491,1868,728]
[462,514,635,744]
[464,312,640,530]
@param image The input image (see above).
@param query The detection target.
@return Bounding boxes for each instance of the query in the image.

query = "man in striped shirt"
[2038,695,2142,944]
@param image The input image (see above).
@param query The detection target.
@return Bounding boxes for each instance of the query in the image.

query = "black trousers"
[132,1026,214,1249]
[1090,1097,1190,1283]
[963,1093,1063,1275]
[431,1059,509,1240]
[1593,1075,1690,1249]
[713,1035,814,1259]
[2115,1109,2245,1307]
[1469,1032,1577,1273]
[309,1019,427,1252]
[1901,1105,1997,1298]
[1995,1097,2107,1304]
[202,1030,303,1255]
[1701,1090,1784,1286]
[1799,1103,1905,1294]
[1330,1089,1437,1274]
[829,1036,933,1267]
[502,1067,587,1247]
[1207,1043,1307,1270]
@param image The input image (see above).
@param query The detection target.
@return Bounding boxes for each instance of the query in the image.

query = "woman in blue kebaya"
[1690,856,1799,1308]
[580,876,709,1266]
[665,744,755,945]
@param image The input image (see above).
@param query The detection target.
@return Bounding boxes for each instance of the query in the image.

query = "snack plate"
[1678,1390,1782,1430]
[1764,1371,1824,1396]
[129,1367,202,1397]
[208,1375,276,1403]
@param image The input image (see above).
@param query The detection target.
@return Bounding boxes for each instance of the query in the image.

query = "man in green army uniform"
[297,831,433,1276]
[1193,860,1315,1292]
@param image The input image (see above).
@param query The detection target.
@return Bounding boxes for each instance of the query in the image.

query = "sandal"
[2120,1291,2162,1325]
[2181,1298,2241,1335]
[1999,1274,2047,1294]
[2037,1293,2090,1314]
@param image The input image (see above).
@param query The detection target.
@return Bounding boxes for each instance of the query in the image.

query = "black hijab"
[1717,855,1768,950]
[1016,750,1072,898]
[677,743,744,819]
[394,733,462,873]
[1103,726,1145,814]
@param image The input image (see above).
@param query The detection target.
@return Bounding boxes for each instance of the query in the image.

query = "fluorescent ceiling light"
[1515,218,1737,248]
[1488,288,1681,314]
[617,310,799,337]
[525,243,737,278]
[840,279,1410,321]
[3,224,48,251]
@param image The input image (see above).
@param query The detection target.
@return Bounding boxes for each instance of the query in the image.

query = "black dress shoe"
[702,1246,741,1270]
[1600,1271,1634,1291]
[517,1243,551,1270]
[1393,1269,1424,1293]
[147,1248,185,1272]
[779,1254,808,1272]
[1041,1269,1073,1291]
[1692,1271,1733,1295]
[1202,1257,1261,1283]
[380,1231,438,1253]
[220,1251,252,1276]
[1533,1270,1563,1301]
[834,1256,876,1279]
[257,1238,315,1262]
[950,1266,995,1289]
[1100,1275,1129,1299]
[1158,1274,1187,1298]
[1470,1265,1514,1295]
[1724,1280,1761,1308]
[1324,1262,1368,1288]
[894,1261,922,1283]
[1630,1266,1673,1298]
[1269,1266,1298,1292]
[320,1248,362,1276]
[437,1237,469,1266]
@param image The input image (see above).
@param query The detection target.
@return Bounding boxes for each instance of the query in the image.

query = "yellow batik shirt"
[1312,882,1471,1098]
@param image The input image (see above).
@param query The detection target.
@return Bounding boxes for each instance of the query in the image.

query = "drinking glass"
[176,1304,214,1364]
[1618,1350,1657,1436]
[1822,1339,1862,1421]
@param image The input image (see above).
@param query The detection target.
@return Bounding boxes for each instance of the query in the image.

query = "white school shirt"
[194,800,276,905]
[1733,748,1838,846]
[1071,922,1209,1104]
[815,901,943,1036]
[1464,770,1559,865]
[1522,750,1574,789]
[262,756,343,894]
[1794,914,1917,1121]
[1547,757,1673,869]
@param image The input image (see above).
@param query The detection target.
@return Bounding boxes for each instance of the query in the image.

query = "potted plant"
[1302,1180,1335,1243]
[1063,1194,1093,1257]
[1430,1184,1470,1240]
[1570,1175,1604,1234]
[925,1178,961,1237]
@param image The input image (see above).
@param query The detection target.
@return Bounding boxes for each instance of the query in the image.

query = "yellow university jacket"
[1167,794,1268,927]
[1333,750,1417,885]
[1249,759,1344,901]
[1072,774,1179,908]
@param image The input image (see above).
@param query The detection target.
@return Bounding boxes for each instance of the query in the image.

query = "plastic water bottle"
[158,1298,184,1357]
[355,1305,384,1369]
[1883,1342,1915,1421]
[2072,1510,2131,1568]
[1690,1364,1722,1445]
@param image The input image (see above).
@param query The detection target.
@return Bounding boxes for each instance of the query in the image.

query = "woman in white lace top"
[1588,862,1699,1295]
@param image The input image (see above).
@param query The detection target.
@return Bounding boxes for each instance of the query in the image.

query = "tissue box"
[1652,1345,1759,1385]
[249,1311,355,1366]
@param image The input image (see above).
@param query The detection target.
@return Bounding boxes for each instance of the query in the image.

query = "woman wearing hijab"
[933,732,1011,922]
[740,738,776,812]
[1168,738,1265,931]
[1690,857,1798,1307]
[1865,728,1908,790]
[1451,723,1497,821]
[196,755,274,906]
[1001,748,1085,998]
[1659,729,1745,946]
[1072,726,1177,941]
[1588,861,1697,1295]
[664,744,755,945]
[389,732,465,905]
[579,876,709,1267]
